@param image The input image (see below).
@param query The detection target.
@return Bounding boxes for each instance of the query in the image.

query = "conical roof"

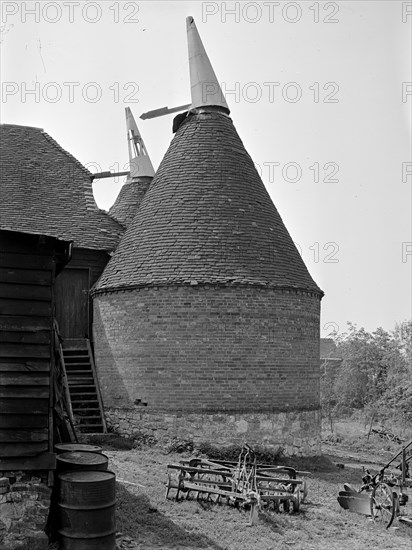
[109,176,152,228]
[94,109,322,295]
[108,108,154,227]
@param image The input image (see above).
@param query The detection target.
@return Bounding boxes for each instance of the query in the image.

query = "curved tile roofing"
[95,110,322,294]
[109,176,152,228]
[0,124,123,251]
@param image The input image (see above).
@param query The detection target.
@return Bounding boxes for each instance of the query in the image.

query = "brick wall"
[93,285,321,414]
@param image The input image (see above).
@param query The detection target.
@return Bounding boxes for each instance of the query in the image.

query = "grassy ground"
[103,425,412,550]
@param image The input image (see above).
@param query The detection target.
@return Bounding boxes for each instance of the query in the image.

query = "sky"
[1,1,411,337]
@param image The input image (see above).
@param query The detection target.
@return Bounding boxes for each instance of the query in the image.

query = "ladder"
[62,340,106,434]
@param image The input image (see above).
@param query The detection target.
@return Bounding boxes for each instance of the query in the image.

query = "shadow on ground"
[116,482,224,549]
[277,454,365,485]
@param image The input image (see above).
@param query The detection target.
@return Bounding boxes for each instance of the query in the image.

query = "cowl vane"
[187,16,230,113]
[126,107,155,178]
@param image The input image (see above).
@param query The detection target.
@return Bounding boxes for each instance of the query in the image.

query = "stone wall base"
[106,408,321,456]
[0,472,51,550]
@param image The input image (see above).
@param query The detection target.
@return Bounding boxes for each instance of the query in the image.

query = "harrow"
[166,444,308,524]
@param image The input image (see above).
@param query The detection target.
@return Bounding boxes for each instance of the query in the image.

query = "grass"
[79,432,135,450]
[104,423,412,550]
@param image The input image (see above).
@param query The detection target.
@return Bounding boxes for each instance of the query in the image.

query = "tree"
[323,322,412,423]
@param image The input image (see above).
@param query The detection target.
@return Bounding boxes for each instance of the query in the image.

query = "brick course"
[93,284,321,416]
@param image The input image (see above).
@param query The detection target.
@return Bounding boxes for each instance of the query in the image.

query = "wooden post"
[87,339,107,433]
[58,341,75,427]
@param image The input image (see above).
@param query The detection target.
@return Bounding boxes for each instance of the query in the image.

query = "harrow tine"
[249,502,259,526]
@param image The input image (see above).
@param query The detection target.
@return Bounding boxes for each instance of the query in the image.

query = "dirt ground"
[103,438,412,550]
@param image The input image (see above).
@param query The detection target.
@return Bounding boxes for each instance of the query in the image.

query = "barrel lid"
[57,451,108,465]
[58,470,115,483]
[55,443,103,453]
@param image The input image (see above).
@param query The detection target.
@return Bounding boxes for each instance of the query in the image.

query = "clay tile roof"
[0,124,123,251]
[108,176,152,229]
[95,111,322,294]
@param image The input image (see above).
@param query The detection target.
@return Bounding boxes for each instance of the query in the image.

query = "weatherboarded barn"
[0,230,70,469]
[0,124,123,344]
[0,123,123,466]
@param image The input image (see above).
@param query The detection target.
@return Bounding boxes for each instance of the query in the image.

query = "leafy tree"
[322,321,412,423]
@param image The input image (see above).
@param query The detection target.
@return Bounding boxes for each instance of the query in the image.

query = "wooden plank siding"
[55,248,110,342]
[0,232,56,460]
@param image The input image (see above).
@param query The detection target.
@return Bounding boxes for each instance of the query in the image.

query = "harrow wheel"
[370,482,397,528]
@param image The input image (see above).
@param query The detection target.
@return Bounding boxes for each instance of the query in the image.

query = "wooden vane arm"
[91,171,129,181]
[140,104,191,120]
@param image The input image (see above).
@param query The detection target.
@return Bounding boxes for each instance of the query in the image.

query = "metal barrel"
[58,470,116,550]
[55,443,103,454]
[56,451,109,474]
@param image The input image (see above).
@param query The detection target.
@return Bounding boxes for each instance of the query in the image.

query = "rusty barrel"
[55,443,103,454]
[58,470,116,550]
[56,451,108,474]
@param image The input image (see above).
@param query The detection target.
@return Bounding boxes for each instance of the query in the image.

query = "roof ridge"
[1,123,44,131]
[41,130,93,178]
[1,124,124,251]
[41,130,98,212]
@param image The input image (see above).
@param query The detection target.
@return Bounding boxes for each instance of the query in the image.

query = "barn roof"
[94,110,322,294]
[0,124,123,251]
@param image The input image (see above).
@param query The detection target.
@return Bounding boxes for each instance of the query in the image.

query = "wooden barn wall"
[70,248,110,288]
[0,232,54,458]
[56,248,110,342]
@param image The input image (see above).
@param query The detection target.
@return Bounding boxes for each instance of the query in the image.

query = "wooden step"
[78,425,104,431]
[65,368,92,373]
[72,405,100,410]
[61,342,106,435]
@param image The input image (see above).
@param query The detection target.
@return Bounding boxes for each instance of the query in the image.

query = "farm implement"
[338,439,412,528]
[166,444,308,524]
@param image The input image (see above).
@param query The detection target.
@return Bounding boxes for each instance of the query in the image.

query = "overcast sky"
[1,1,411,337]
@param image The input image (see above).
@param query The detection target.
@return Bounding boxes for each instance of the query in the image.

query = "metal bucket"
[57,451,108,474]
[55,443,103,454]
[58,470,116,550]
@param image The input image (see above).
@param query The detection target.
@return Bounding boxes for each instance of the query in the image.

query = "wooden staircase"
[62,340,106,434]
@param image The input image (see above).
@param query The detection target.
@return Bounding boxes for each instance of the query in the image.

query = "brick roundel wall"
[93,285,321,414]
